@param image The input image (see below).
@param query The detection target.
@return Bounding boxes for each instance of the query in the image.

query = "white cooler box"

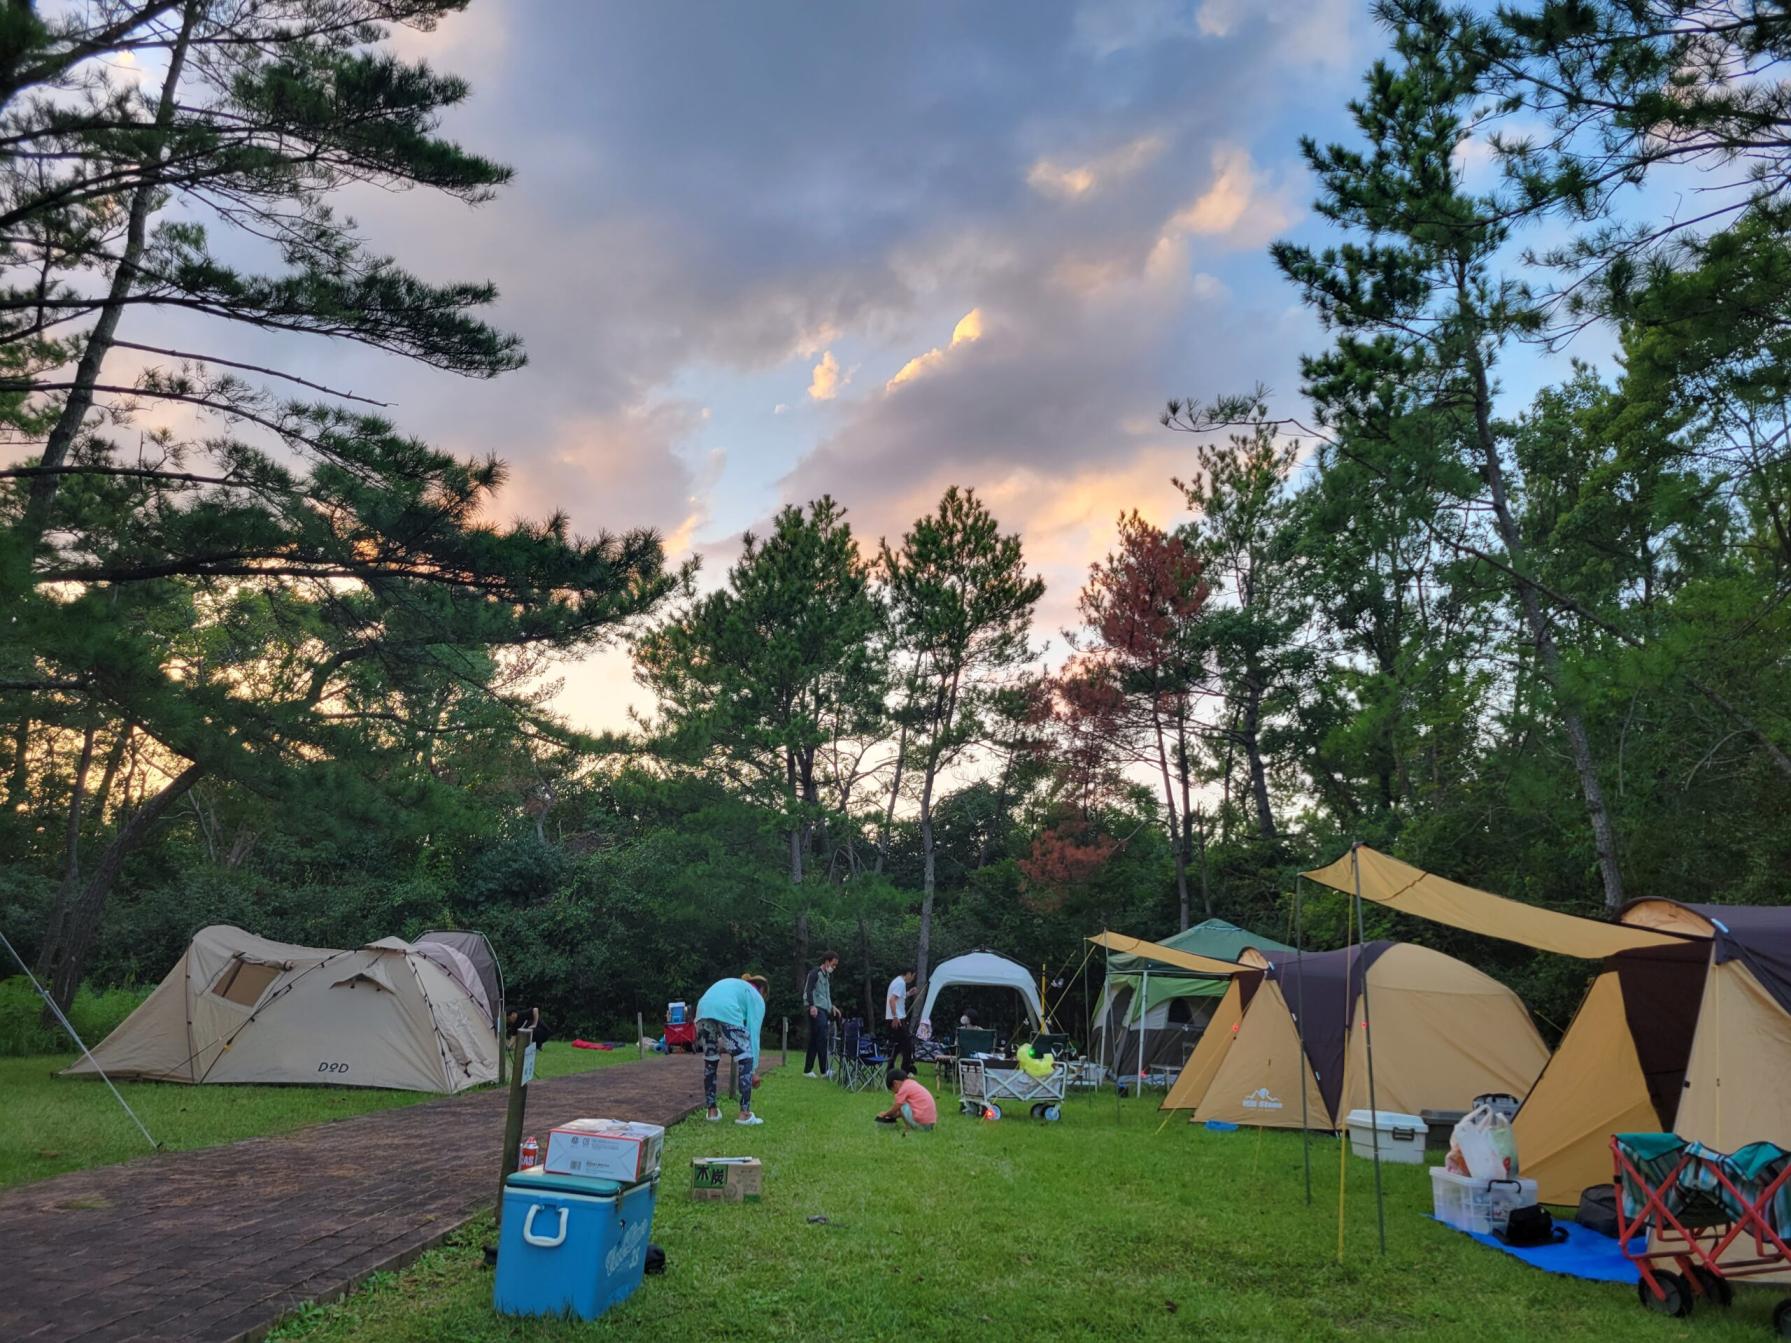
[1430,1167,1538,1234]
[1345,1109,1427,1164]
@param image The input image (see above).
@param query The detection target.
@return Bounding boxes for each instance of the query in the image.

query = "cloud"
[808,350,845,401]
[1027,135,1164,201]
[1193,0,1359,68]
[886,307,986,391]
[1143,146,1302,281]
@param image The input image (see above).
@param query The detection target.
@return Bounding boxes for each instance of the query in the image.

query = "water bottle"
[519,1136,539,1170]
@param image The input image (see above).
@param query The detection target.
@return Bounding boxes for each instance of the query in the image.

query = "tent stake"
[1,928,159,1152]
[1296,876,1310,1206]
[1353,843,1388,1255]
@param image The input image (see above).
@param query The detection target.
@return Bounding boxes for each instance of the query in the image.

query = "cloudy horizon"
[337,0,1379,729]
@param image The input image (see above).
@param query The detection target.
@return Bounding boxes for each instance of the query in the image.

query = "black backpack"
[1576,1184,1620,1239]
[1497,1202,1568,1247]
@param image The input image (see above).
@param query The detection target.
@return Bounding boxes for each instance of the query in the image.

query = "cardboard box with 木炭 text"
[691,1156,762,1202]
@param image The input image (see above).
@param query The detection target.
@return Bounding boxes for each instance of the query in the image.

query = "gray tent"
[418,928,504,1037]
[64,926,499,1092]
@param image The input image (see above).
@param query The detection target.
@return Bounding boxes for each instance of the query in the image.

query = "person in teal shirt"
[695,973,769,1125]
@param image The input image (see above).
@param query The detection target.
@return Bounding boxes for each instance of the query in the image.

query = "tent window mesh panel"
[211,958,280,1007]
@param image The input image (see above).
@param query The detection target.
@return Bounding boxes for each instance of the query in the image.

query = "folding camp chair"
[1028,1031,1073,1060]
[954,1026,996,1058]
[835,1018,887,1093]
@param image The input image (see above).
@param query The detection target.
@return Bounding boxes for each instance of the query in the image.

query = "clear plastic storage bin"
[1429,1166,1538,1234]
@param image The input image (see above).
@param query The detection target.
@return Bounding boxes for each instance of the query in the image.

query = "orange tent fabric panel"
[1187,981,1329,1129]
[1337,945,1550,1120]
[1302,847,1689,959]
[1675,960,1791,1154]
[1161,976,1248,1113]
[1514,972,1658,1206]
[1087,932,1249,979]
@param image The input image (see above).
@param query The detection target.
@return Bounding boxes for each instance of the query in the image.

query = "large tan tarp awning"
[1087,932,1249,978]
[1301,846,1692,959]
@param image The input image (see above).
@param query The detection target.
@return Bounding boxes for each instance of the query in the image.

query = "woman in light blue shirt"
[694,974,769,1125]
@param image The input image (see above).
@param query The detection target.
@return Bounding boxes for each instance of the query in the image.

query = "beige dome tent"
[63,926,499,1092]
[1155,940,1551,1129]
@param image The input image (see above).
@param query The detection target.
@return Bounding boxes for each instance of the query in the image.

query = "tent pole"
[1336,886,1352,1264]
[1138,967,1151,1092]
[1296,876,1310,1206]
[0,928,158,1151]
[1353,842,1387,1255]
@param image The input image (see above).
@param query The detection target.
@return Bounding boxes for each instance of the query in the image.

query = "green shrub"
[0,977,150,1057]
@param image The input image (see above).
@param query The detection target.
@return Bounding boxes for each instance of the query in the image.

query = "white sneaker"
[705,1107,721,1122]
[803,1070,818,1078]
[736,1114,764,1126]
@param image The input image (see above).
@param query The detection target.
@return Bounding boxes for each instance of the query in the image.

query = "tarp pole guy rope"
[0,926,159,1151]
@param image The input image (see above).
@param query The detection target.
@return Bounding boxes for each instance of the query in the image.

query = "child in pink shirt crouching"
[875,1068,937,1133]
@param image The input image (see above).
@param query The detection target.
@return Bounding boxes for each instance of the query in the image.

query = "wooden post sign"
[495,1026,534,1225]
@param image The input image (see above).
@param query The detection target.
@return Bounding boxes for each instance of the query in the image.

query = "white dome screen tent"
[917,951,1045,1037]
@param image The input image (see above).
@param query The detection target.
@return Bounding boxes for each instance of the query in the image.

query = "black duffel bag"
[1576,1184,1620,1239]
[1496,1201,1568,1247]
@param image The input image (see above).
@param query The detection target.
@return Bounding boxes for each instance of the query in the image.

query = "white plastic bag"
[1452,1103,1519,1179]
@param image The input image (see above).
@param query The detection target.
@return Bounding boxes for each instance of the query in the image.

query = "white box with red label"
[543,1118,666,1182]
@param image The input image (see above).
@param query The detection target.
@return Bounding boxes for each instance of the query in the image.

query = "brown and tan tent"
[1303,847,1791,1205]
[63,926,500,1092]
[1157,940,1550,1129]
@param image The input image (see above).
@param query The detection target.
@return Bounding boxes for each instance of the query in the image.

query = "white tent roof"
[919,951,1043,1029]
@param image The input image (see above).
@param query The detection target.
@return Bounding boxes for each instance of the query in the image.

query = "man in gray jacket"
[803,952,842,1077]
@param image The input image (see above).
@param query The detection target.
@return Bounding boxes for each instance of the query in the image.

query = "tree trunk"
[916,781,936,992]
[785,747,803,884]
[7,713,27,810]
[1240,677,1277,841]
[1148,710,1190,928]
[793,909,810,999]
[1193,805,1212,918]
[873,717,908,876]
[858,910,876,1021]
[39,760,203,1014]
[1464,317,1624,911]
[60,723,96,890]
[22,0,200,537]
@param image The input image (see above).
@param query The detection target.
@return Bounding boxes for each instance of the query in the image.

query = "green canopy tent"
[1092,919,1292,1080]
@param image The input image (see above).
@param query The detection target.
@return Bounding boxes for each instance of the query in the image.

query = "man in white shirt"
[885,967,916,1072]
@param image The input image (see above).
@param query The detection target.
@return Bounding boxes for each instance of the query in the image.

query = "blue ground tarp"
[1432,1217,1643,1283]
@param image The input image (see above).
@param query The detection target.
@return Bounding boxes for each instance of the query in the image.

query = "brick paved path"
[2,1052,747,1343]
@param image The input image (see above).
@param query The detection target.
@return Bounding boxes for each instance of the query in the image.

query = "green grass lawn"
[267,1075,1771,1343]
[0,1041,638,1190]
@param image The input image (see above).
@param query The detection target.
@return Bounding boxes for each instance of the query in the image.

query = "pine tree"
[880,486,1043,993]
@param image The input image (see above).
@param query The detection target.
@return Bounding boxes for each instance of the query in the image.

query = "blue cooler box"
[494,1166,657,1321]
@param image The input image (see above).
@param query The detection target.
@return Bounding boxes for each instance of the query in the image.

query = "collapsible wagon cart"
[1612,1133,1791,1333]
[957,1057,1066,1122]
[664,1000,695,1053]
